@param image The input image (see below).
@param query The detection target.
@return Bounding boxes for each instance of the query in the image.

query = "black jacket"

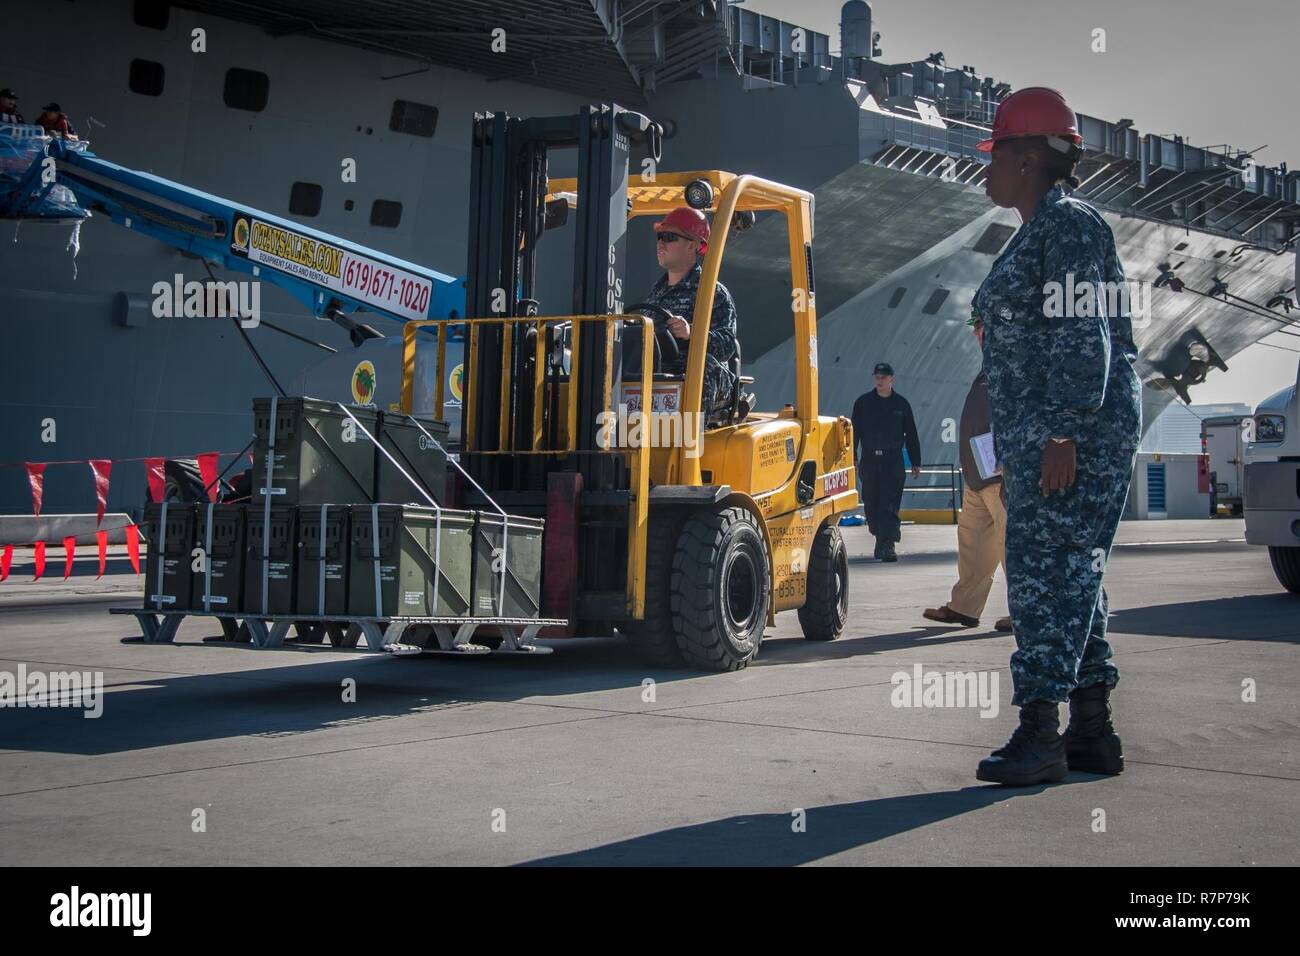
[852,389,921,466]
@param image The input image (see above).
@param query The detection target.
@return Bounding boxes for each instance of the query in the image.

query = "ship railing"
[900,463,963,525]
[860,101,991,160]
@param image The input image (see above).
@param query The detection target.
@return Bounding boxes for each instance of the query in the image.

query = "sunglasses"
[656,232,688,244]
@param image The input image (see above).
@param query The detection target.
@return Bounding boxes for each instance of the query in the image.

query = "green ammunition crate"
[142,502,196,611]
[347,504,474,618]
[190,503,245,614]
[244,504,298,616]
[252,397,377,505]
[376,411,449,505]
[471,513,544,618]
[297,505,350,617]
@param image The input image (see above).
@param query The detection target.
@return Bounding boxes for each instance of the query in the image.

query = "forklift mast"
[462,104,660,625]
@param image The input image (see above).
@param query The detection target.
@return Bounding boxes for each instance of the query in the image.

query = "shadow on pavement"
[758,625,1008,663]
[848,552,957,567]
[0,599,1020,756]
[518,785,1055,866]
[1108,594,1300,643]
[0,636,687,757]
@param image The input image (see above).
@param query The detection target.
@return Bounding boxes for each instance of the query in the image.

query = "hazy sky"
[742,0,1300,407]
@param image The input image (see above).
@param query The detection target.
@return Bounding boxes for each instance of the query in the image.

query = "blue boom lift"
[1,124,468,489]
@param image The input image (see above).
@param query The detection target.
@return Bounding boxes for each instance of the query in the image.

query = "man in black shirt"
[851,362,921,561]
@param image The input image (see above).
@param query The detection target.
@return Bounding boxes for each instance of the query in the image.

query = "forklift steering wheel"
[624,303,681,371]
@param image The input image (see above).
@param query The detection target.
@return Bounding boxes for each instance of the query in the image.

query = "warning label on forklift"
[619,383,680,413]
[231,215,433,322]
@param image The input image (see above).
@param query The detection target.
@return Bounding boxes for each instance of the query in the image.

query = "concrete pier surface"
[0,519,1295,866]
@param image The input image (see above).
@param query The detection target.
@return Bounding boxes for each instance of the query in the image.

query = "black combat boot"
[873,539,884,559]
[881,542,898,562]
[976,700,1068,786]
[1063,683,1124,775]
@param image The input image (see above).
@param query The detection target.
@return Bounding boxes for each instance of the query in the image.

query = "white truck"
[1242,249,1300,590]
[1243,359,1300,590]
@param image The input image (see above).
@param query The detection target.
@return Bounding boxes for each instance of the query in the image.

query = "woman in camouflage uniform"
[971,88,1142,786]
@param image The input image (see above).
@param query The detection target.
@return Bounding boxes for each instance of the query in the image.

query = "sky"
[740,0,1299,408]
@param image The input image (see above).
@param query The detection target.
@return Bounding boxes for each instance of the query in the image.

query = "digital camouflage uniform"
[973,184,1142,706]
[644,262,739,415]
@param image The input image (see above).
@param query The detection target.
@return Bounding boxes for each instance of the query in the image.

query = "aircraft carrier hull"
[2,0,1296,519]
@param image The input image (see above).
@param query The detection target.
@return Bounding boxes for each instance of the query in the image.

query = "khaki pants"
[948,481,1007,618]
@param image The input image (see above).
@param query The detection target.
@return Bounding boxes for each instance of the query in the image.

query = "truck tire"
[799,522,848,641]
[671,506,770,671]
[1268,546,1300,593]
[621,512,688,667]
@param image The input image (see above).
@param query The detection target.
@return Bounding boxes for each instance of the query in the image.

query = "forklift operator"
[642,207,740,417]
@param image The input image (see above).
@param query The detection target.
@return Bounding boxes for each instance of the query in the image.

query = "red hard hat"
[976,86,1082,153]
[655,206,710,253]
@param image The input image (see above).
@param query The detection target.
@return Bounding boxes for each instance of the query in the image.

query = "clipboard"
[970,431,1001,480]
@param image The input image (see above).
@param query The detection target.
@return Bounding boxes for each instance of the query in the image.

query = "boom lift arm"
[5,133,466,340]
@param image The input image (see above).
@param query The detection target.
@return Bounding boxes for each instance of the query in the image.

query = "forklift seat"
[707,344,755,429]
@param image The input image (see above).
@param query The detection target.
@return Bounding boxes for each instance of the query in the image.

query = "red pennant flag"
[25,462,46,517]
[197,452,220,502]
[88,459,112,526]
[125,524,140,574]
[96,530,108,580]
[1,545,12,582]
[63,535,76,580]
[33,541,46,581]
[144,457,166,504]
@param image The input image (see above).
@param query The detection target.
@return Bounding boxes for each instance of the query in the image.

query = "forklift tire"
[671,506,770,671]
[621,512,688,668]
[1268,546,1300,593]
[799,522,848,641]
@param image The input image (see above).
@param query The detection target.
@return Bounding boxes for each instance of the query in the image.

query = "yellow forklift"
[401,105,858,670]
